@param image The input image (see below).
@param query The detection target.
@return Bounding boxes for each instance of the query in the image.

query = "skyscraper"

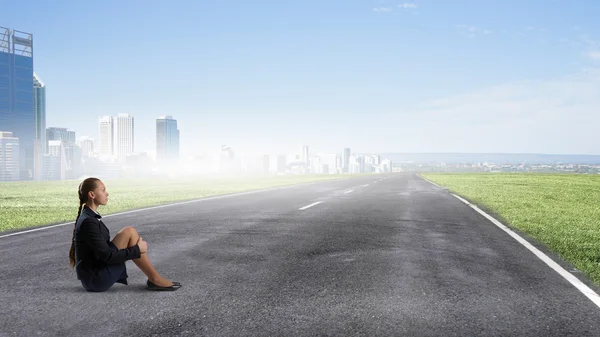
[0,27,35,180]
[371,154,381,166]
[46,127,75,145]
[156,115,179,163]
[114,113,134,162]
[77,137,95,157]
[44,140,66,180]
[302,145,309,167]
[46,127,79,179]
[98,116,114,159]
[0,131,20,181]
[342,147,351,173]
[33,73,45,180]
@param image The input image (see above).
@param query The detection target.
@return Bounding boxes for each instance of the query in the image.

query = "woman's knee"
[111,226,139,250]
[119,226,137,236]
[117,226,139,244]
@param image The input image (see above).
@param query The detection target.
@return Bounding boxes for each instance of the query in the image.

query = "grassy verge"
[0,174,361,233]
[421,172,600,285]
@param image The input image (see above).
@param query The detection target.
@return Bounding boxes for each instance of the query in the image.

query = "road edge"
[417,173,600,309]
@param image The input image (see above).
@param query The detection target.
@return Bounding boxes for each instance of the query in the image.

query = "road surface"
[1,173,600,336]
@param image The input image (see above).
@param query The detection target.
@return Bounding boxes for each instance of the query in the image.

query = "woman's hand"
[137,236,148,254]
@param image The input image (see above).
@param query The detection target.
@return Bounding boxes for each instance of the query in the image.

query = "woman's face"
[89,180,109,206]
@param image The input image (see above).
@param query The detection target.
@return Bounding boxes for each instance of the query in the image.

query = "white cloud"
[372,7,392,12]
[590,51,600,60]
[387,68,600,154]
[456,24,492,38]
[516,26,546,38]
[398,3,417,9]
[570,34,600,60]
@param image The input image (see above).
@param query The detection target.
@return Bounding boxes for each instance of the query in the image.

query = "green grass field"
[0,174,357,233]
[421,172,600,286]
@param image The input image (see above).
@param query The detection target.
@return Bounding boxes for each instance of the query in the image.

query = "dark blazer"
[74,205,141,279]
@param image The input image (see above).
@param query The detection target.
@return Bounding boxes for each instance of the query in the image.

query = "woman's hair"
[69,177,100,268]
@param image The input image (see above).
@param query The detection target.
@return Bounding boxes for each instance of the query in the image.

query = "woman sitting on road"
[68,177,182,292]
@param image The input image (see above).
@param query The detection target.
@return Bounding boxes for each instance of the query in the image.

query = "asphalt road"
[2,173,600,336]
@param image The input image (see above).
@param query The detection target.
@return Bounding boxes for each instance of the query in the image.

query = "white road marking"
[0,222,77,239]
[418,175,443,188]
[299,201,323,210]
[0,181,331,239]
[344,190,354,194]
[418,174,600,309]
[362,184,369,187]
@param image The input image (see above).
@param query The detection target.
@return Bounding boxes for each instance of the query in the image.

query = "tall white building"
[349,155,360,174]
[98,116,114,159]
[302,145,309,167]
[0,131,20,181]
[311,155,322,174]
[342,147,351,173]
[371,154,381,166]
[78,137,95,157]
[114,113,134,162]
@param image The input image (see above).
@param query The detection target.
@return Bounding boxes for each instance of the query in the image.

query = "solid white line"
[0,181,333,239]
[0,223,77,239]
[417,174,443,188]
[418,175,600,309]
[298,201,323,210]
[453,193,600,309]
[344,190,354,194]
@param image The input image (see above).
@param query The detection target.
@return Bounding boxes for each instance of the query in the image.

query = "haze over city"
[2,0,599,157]
[6,3,600,336]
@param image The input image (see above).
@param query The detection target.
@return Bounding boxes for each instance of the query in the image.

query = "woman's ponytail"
[68,202,84,268]
[69,178,99,268]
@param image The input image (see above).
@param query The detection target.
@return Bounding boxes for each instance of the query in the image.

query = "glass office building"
[0,27,35,180]
[156,115,179,163]
[33,73,45,180]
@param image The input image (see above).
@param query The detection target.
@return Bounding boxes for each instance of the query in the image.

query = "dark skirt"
[80,242,129,292]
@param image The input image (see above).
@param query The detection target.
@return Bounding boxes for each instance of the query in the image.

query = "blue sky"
[2,0,600,155]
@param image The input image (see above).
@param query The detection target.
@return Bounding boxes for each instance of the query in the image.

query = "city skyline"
[2,1,599,156]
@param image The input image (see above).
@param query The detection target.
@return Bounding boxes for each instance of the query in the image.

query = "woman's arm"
[79,219,141,264]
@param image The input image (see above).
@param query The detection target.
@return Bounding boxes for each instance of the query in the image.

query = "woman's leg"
[112,226,174,287]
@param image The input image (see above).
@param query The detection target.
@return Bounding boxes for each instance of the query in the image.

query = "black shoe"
[146,280,182,291]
